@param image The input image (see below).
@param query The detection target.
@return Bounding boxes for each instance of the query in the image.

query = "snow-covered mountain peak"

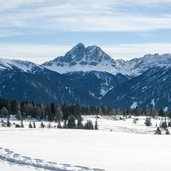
[0,58,42,73]
[42,43,171,76]
[2,44,171,77]
[131,53,171,64]
[124,53,171,76]
[51,43,86,63]
[52,43,113,63]
[0,58,13,70]
[142,53,171,63]
[86,45,113,62]
[42,43,118,74]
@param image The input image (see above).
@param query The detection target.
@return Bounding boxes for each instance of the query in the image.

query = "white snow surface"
[43,61,119,75]
[46,53,171,76]
[0,58,42,73]
[0,116,171,171]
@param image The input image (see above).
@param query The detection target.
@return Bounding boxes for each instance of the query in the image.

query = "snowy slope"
[0,116,171,171]
[0,58,43,73]
[123,53,171,76]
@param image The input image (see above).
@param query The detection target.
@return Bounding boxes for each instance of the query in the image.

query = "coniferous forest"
[0,97,171,122]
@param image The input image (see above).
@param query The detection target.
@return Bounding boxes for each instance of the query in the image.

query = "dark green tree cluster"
[0,100,113,121]
[0,98,101,130]
[123,107,171,118]
[1,97,171,122]
[144,117,152,126]
[62,115,97,130]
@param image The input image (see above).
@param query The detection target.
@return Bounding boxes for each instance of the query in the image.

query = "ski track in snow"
[0,147,104,171]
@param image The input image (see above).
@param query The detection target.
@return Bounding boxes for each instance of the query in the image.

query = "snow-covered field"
[0,116,171,171]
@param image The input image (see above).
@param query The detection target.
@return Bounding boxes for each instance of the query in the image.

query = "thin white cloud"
[0,0,47,10]
[46,16,171,32]
[0,0,171,35]
[0,43,171,63]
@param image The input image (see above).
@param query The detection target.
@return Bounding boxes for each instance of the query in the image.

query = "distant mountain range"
[0,43,171,110]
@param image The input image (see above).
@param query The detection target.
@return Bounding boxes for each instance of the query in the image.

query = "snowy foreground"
[0,116,171,171]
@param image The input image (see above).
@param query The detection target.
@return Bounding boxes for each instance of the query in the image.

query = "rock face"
[42,43,119,74]
[1,43,171,110]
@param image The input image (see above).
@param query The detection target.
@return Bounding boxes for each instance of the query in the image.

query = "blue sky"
[0,0,171,63]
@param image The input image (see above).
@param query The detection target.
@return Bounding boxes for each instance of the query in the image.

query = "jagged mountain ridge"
[0,43,171,109]
[0,58,43,73]
[1,44,171,77]
[42,43,171,76]
[42,43,122,75]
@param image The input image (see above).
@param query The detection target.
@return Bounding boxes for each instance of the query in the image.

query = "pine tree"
[144,117,152,126]
[168,121,171,127]
[160,121,167,129]
[1,106,9,118]
[77,116,83,129]
[155,127,161,135]
[62,103,69,122]
[35,106,41,120]
[40,122,45,128]
[54,106,63,123]
[20,119,24,128]
[33,122,36,128]
[6,114,11,127]
[16,105,22,120]
[84,120,94,130]
[67,115,76,129]
[28,122,32,128]
[166,128,170,135]
[57,121,62,128]
[95,119,98,130]
[159,108,165,117]
[47,122,52,128]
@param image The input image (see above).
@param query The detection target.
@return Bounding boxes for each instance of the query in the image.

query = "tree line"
[0,98,171,121]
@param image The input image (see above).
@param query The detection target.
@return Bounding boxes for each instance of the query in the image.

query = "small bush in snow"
[67,115,76,129]
[160,121,167,130]
[144,117,152,126]
[20,120,24,128]
[33,122,36,128]
[168,121,171,127]
[77,116,84,129]
[57,121,62,128]
[84,120,94,130]
[15,124,21,128]
[165,128,170,135]
[155,127,162,135]
[40,122,45,128]
[28,122,32,128]
[95,119,98,130]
